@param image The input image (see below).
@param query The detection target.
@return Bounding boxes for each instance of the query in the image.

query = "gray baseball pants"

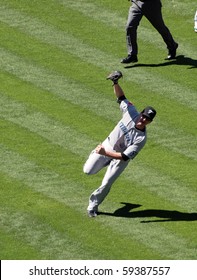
[126,0,177,55]
[83,138,129,211]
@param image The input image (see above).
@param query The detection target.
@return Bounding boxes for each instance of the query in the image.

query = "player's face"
[139,114,151,124]
[135,114,152,129]
[142,114,152,123]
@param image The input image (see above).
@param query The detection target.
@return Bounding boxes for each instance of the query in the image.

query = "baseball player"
[121,0,178,63]
[83,71,156,217]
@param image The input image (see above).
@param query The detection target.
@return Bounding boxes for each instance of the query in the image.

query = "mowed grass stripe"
[0,229,43,260]
[0,72,114,141]
[0,147,196,259]
[0,171,162,260]
[0,47,119,122]
[99,214,197,260]
[0,6,196,108]
[0,94,97,156]
[0,208,87,260]
[150,121,196,161]
[0,174,123,260]
[0,5,118,67]
[123,159,196,211]
[0,117,94,189]
[0,143,82,202]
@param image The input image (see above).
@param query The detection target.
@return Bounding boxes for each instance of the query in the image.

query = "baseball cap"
[141,106,157,121]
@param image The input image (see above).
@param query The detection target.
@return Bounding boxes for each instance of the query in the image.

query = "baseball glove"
[106,70,123,85]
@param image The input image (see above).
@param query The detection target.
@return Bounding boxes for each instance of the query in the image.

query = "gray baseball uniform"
[83,99,147,212]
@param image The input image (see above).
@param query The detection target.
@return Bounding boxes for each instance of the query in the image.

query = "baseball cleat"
[87,210,98,218]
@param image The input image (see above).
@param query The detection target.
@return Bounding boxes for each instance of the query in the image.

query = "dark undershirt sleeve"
[117,95,126,104]
[121,153,130,161]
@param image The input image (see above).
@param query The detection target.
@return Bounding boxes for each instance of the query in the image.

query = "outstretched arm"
[107,71,125,99]
[113,83,125,99]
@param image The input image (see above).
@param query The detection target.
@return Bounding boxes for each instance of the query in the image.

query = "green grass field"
[0,0,196,260]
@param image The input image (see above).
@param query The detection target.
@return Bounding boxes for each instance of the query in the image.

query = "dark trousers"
[126,0,177,55]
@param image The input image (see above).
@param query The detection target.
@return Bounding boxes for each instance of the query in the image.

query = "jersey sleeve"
[123,138,146,160]
[120,99,139,120]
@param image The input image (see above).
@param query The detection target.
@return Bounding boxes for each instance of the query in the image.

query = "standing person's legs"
[121,2,142,63]
[126,3,142,55]
[143,0,178,52]
[87,159,129,212]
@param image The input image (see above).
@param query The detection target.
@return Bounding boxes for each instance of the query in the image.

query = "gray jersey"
[108,99,147,159]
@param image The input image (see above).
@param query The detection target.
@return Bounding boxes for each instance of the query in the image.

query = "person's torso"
[108,101,146,153]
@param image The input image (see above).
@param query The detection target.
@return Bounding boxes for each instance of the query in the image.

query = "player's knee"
[83,164,99,175]
[83,165,92,175]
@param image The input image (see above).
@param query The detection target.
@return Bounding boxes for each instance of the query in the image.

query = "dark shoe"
[167,43,178,60]
[87,210,98,218]
[121,54,138,64]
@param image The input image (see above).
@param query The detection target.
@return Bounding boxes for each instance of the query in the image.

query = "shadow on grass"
[98,202,197,223]
[124,55,197,69]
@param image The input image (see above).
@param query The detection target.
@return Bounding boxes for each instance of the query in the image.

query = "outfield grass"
[0,0,196,260]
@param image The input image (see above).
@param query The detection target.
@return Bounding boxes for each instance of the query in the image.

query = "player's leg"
[83,138,115,175]
[87,159,129,214]
[83,150,110,175]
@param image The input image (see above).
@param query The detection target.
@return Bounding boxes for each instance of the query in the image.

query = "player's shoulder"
[120,98,134,110]
[121,99,139,118]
